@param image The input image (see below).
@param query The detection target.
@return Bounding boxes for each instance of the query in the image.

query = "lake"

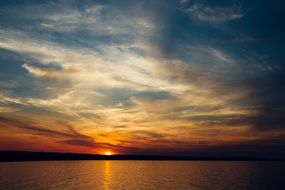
[0,161,285,190]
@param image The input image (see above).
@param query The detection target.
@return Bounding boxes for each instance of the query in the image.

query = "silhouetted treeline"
[0,151,283,162]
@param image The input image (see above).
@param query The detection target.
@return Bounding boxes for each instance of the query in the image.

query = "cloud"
[180,0,189,6]
[62,139,139,152]
[0,28,159,89]
[129,130,164,139]
[61,139,100,148]
[0,26,269,143]
[2,27,247,123]
[0,115,139,152]
[0,116,90,140]
[2,1,155,38]
[186,4,244,23]
[0,0,284,155]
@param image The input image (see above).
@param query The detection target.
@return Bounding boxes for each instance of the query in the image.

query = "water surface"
[0,161,285,190]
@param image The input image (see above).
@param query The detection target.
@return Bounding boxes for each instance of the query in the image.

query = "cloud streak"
[185,4,244,23]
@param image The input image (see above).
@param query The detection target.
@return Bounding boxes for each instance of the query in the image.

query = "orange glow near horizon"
[104,151,113,156]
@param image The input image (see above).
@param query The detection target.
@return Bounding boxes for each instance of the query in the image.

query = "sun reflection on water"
[103,161,111,190]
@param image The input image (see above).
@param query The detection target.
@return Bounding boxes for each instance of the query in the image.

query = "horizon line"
[1,151,284,162]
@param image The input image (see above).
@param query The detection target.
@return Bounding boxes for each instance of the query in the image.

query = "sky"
[0,0,285,157]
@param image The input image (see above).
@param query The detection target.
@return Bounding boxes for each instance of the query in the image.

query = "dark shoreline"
[1,151,284,162]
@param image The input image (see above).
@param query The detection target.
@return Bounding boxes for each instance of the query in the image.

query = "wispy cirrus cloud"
[185,4,244,23]
[0,25,272,151]
[0,116,90,140]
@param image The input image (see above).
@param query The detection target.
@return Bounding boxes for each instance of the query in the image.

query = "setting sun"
[104,151,113,156]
